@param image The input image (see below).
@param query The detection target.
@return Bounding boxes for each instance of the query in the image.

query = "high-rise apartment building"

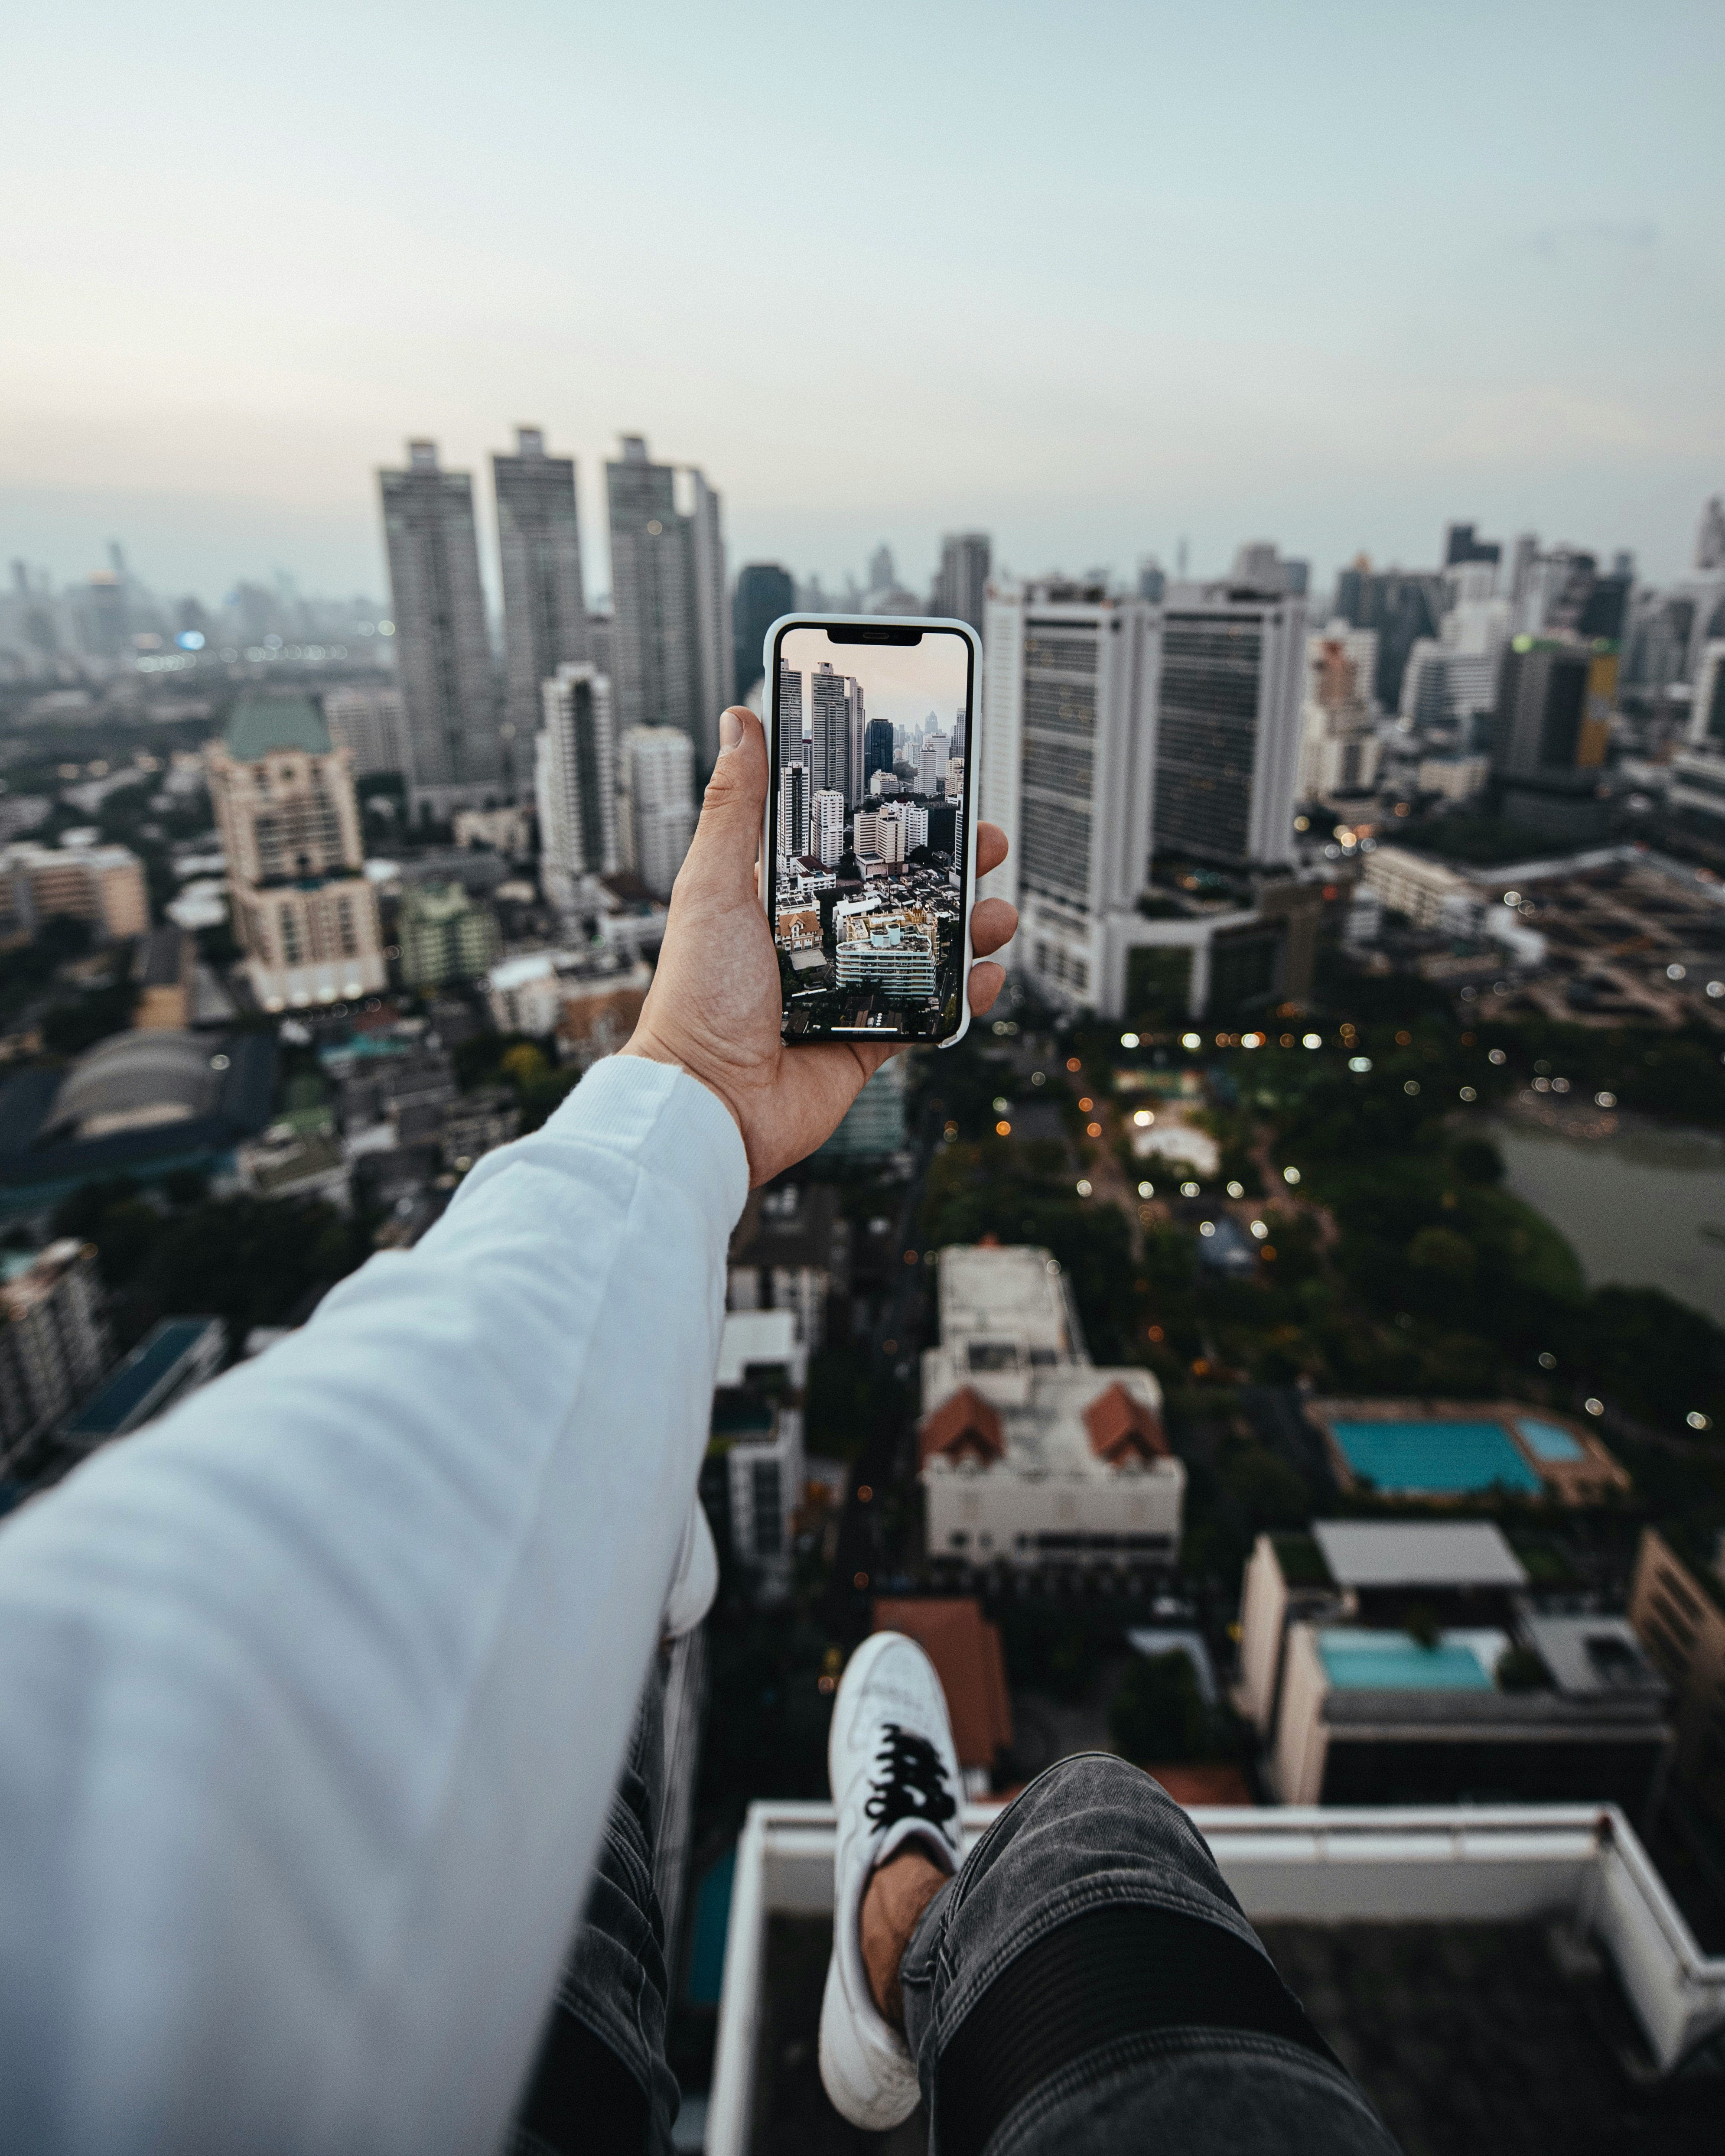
[536,663,618,914]
[933,533,991,636]
[777,657,804,764]
[735,563,795,701]
[1489,637,1614,840]
[322,684,407,778]
[808,661,852,805]
[0,1239,110,1469]
[862,717,895,793]
[378,440,502,819]
[980,580,1161,1005]
[917,732,950,795]
[1686,642,1725,750]
[605,436,732,771]
[493,427,589,766]
[778,762,808,863]
[620,725,695,898]
[1152,582,1305,870]
[811,790,844,868]
[206,694,387,1011]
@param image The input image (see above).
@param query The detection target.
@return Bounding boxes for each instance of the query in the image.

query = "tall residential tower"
[605,436,732,771]
[493,427,589,768]
[378,440,502,820]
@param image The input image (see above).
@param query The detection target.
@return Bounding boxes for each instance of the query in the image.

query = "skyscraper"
[778,657,804,765]
[847,680,868,809]
[808,661,851,805]
[735,564,796,700]
[778,762,809,862]
[1443,522,1502,569]
[933,533,991,636]
[206,693,387,1011]
[1152,582,1305,871]
[379,440,501,820]
[620,725,696,899]
[494,427,589,768]
[811,789,844,869]
[536,663,618,913]
[605,436,732,771]
[863,718,895,791]
[980,580,1161,1005]
[1489,637,1613,839]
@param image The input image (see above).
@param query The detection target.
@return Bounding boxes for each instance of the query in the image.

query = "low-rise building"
[703,1310,807,1582]
[726,1182,850,1352]
[920,1244,1184,1574]
[1,839,150,940]
[131,925,195,1030]
[1628,1526,1725,1831]
[397,881,501,992]
[440,1086,521,1171]
[1417,753,1491,802]
[61,1317,225,1451]
[554,963,650,1069]
[1360,842,1472,930]
[1240,1522,1672,1811]
[235,1126,352,1209]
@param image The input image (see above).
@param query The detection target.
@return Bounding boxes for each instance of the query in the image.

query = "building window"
[336,896,358,957]
[750,1460,782,1558]
[280,905,303,963]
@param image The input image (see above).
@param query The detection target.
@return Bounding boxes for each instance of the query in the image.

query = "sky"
[3,2,1722,606]
[779,627,969,734]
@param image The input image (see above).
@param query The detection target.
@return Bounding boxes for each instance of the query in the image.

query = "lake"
[1491,1115,1725,1324]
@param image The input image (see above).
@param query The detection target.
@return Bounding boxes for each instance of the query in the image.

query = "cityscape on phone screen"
[771,627,970,1041]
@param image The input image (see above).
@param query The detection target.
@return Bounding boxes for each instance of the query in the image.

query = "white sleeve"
[0,1055,747,2156]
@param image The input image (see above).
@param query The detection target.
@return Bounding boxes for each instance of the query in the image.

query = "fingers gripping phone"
[762,615,981,1049]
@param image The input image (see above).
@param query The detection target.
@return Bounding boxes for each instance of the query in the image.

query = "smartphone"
[762,614,980,1049]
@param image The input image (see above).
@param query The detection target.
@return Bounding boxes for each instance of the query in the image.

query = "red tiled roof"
[1083,1380,1169,1464]
[918,1385,1005,1468]
[872,1596,1014,1769]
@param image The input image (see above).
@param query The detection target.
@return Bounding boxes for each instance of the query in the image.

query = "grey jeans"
[512,1739,1398,2156]
[902,1755,1401,2156]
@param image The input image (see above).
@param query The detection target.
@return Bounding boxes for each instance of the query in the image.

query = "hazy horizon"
[3,3,1722,605]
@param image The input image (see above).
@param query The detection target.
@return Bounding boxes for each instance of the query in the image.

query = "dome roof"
[45,1030,226,1142]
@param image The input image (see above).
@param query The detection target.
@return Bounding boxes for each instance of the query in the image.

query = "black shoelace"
[864,1723,957,1832]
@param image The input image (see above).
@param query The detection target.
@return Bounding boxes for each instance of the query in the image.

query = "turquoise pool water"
[1320,1631,1496,1690]
[1329,1418,1543,1495]
[1515,1416,1585,1463]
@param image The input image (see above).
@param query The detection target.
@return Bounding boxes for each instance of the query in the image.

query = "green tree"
[1109,1651,1211,1764]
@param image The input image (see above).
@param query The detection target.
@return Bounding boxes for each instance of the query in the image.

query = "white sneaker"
[819,1631,963,2130]
[661,1499,718,1642]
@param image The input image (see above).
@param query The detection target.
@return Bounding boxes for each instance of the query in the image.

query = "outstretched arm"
[0,706,1015,2153]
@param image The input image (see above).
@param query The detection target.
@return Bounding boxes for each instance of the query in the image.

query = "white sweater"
[0,1057,748,2153]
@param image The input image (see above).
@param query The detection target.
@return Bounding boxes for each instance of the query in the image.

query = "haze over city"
[4,1,1722,600]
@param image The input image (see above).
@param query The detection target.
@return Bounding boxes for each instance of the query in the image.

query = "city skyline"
[4,7,1721,598]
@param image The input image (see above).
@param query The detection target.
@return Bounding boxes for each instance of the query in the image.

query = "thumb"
[683,705,768,892]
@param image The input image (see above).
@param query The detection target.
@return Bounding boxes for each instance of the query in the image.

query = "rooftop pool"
[1328,1418,1543,1496]
[1319,1629,1503,1690]
[1514,1416,1585,1463]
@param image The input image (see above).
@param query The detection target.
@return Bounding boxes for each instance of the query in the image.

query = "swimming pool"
[1515,1416,1585,1463]
[1319,1629,1500,1690]
[1328,1418,1543,1495]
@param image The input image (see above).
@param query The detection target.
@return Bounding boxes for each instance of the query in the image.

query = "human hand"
[620,705,1018,1187]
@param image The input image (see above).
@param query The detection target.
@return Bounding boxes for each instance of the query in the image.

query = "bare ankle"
[859,1846,948,2030]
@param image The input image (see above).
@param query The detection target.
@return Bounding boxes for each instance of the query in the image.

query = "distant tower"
[778,762,809,862]
[620,725,696,899]
[868,543,895,595]
[206,693,387,1011]
[735,563,796,700]
[777,655,805,764]
[933,532,991,636]
[808,661,852,805]
[605,436,732,771]
[1698,497,1725,573]
[536,663,618,914]
[379,440,501,821]
[494,427,589,771]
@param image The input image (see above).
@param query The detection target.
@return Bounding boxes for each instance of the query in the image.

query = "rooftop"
[708,1803,1725,2156]
[223,693,332,761]
[1310,1520,1530,1590]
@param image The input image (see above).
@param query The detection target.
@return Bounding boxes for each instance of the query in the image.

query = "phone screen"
[768,620,976,1044]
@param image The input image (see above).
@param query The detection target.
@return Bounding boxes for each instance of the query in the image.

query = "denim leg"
[507,1655,680,2156]
[899,1755,1399,2156]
